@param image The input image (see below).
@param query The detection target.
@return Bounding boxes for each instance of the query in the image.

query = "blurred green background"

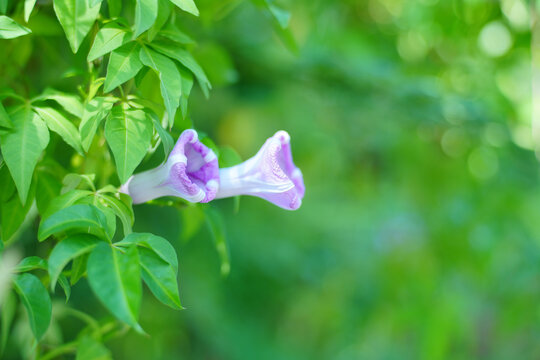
[125,0,539,359]
[115,0,539,358]
[7,0,540,358]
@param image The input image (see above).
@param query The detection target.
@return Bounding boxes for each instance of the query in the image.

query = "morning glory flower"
[216,130,305,210]
[121,129,219,204]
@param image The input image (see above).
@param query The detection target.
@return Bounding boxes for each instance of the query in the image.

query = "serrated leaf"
[104,42,144,93]
[104,105,152,183]
[79,96,115,151]
[139,46,182,124]
[48,234,101,289]
[150,39,211,97]
[53,0,101,53]
[0,106,49,204]
[38,204,110,242]
[13,273,52,341]
[24,0,37,22]
[169,0,198,16]
[135,0,158,37]
[0,102,12,130]
[87,243,143,332]
[0,16,31,39]
[76,335,112,360]
[34,107,84,155]
[88,24,131,62]
[139,247,182,309]
[116,232,178,272]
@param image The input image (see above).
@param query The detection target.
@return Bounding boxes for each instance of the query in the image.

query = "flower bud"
[121,129,219,204]
[216,131,304,210]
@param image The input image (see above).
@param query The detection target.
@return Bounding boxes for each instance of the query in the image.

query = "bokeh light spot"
[478,21,513,57]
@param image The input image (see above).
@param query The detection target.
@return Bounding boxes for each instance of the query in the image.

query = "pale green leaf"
[104,105,152,183]
[87,243,143,332]
[53,0,101,53]
[169,0,199,16]
[0,106,49,204]
[135,0,158,37]
[13,273,52,341]
[0,16,31,39]
[24,0,37,22]
[34,107,84,155]
[139,46,182,124]
[88,23,131,62]
[33,88,85,118]
[79,96,115,151]
[104,42,144,93]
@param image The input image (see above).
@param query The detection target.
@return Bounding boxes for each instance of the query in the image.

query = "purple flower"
[216,131,305,210]
[121,129,219,204]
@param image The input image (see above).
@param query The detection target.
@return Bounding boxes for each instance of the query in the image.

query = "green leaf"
[116,232,178,273]
[79,96,115,151]
[24,0,37,22]
[205,207,230,276]
[14,256,47,272]
[1,292,16,354]
[150,39,211,97]
[88,24,131,62]
[0,102,12,130]
[169,0,199,16]
[98,193,133,236]
[34,107,84,155]
[104,105,152,183]
[158,22,194,45]
[104,42,144,93]
[135,0,158,37]
[33,88,84,118]
[139,247,182,309]
[42,189,93,219]
[70,253,88,285]
[53,0,101,53]
[0,16,31,39]
[38,204,110,242]
[90,0,103,6]
[0,107,49,204]
[36,167,62,215]
[87,243,143,332]
[13,273,52,341]
[76,335,112,360]
[147,0,172,41]
[61,173,96,193]
[139,46,182,124]
[1,184,34,241]
[179,68,193,118]
[48,234,101,289]
[149,112,173,156]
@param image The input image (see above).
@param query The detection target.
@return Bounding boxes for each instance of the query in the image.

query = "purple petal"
[216,130,305,210]
[121,129,219,204]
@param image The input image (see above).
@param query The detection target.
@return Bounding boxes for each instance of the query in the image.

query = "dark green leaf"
[0,106,49,204]
[104,105,152,183]
[88,24,131,62]
[48,234,101,289]
[0,16,31,39]
[139,247,182,309]
[38,204,111,242]
[104,42,144,93]
[87,243,143,332]
[0,102,12,130]
[13,273,52,341]
[53,0,101,53]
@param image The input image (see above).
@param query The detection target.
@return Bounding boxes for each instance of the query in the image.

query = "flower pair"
[120,130,305,210]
